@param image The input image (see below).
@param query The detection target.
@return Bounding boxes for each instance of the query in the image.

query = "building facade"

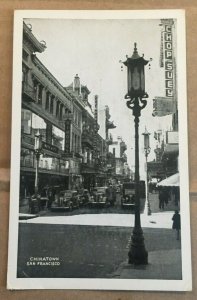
[20,22,122,210]
[21,22,81,202]
[108,136,128,181]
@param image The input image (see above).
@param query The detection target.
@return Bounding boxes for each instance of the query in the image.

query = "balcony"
[21,134,35,148]
[82,131,94,149]
[81,162,95,174]
[106,120,116,130]
[106,133,113,145]
[121,153,127,163]
[22,82,36,102]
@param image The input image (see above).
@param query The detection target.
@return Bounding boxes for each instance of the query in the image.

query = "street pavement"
[17,223,181,279]
[17,193,182,280]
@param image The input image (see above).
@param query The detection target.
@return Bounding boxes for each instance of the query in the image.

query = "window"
[21,109,32,134]
[22,49,29,62]
[38,85,43,105]
[45,92,50,111]
[75,134,77,152]
[72,133,74,152]
[59,104,63,120]
[20,149,34,168]
[22,67,28,83]
[52,126,65,151]
[56,100,60,118]
[50,97,54,114]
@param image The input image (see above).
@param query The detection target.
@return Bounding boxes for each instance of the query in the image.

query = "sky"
[25,17,175,179]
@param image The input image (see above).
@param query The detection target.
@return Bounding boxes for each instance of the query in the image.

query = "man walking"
[172,210,181,240]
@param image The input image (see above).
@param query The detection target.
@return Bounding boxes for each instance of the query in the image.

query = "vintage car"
[78,189,90,206]
[51,190,79,211]
[121,181,146,211]
[121,182,135,209]
[89,186,110,207]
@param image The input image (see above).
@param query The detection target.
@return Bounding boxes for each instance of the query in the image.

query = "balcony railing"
[82,133,94,148]
[21,135,35,146]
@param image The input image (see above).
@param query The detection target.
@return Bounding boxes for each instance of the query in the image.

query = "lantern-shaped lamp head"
[123,43,149,99]
[34,130,42,151]
[142,127,150,150]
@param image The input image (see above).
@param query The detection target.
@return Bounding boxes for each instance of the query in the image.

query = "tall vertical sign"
[93,95,98,160]
[160,19,175,99]
[64,119,71,155]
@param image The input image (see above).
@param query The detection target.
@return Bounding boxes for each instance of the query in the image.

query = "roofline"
[23,22,46,53]
[32,55,73,104]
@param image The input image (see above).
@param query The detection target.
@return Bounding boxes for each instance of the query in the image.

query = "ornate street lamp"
[122,42,150,265]
[142,127,151,216]
[34,130,42,197]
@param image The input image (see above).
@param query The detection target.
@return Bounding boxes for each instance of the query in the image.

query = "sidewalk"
[19,211,175,229]
[111,248,182,279]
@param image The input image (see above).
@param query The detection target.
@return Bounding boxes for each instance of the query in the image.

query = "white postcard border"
[7,9,192,291]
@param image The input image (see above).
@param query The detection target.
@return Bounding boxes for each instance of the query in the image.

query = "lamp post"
[34,130,42,197]
[122,42,150,265]
[142,127,151,216]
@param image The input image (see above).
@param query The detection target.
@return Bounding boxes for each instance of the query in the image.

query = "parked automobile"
[51,190,79,211]
[121,182,135,209]
[121,181,146,211]
[89,186,110,207]
[78,189,90,206]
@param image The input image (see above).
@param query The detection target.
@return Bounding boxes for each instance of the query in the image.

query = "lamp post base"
[128,227,148,265]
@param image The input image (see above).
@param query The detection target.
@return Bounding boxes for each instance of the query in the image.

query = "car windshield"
[64,191,72,196]
[125,189,135,195]
[96,187,106,193]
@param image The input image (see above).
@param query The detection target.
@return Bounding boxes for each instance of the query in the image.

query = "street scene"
[15,14,184,283]
[18,192,181,279]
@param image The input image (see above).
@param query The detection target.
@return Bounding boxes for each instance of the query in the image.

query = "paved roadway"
[17,223,181,279]
[17,193,181,279]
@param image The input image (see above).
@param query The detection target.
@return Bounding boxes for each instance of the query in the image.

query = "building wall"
[21,22,83,198]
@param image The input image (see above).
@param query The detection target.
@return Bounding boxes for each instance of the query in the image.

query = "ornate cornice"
[31,55,72,109]
[23,22,46,53]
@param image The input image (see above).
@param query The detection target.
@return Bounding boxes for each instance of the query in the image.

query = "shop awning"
[163,144,179,157]
[157,173,179,187]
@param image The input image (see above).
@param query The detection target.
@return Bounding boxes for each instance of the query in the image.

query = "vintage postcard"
[7,10,192,291]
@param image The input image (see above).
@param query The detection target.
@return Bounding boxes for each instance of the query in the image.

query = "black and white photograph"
[7,10,192,291]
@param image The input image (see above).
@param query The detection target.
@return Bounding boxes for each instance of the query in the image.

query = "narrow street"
[17,192,181,279]
[39,192,179,217]
[17,223,181,279]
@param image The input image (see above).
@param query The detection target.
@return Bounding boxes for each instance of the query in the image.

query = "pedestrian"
[47,189,53,209]
[164,189,169,207]
[159,190,165,210]
[172,210,181,240]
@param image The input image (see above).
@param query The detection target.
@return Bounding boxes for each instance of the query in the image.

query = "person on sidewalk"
[159,190,165,210]
[172,210,181,240]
